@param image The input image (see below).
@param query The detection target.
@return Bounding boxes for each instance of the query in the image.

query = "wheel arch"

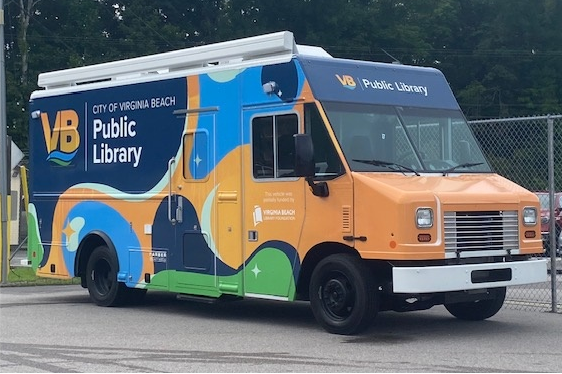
[75,231,117,287]
[296,241,359,301]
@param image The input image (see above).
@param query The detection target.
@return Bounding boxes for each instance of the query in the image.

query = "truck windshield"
[322,102,491,174]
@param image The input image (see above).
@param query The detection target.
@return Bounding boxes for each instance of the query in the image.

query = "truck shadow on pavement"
[133,290,527,341]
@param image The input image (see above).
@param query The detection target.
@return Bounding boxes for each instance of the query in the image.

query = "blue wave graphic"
[63,201,143,287]
[47,150,77,163]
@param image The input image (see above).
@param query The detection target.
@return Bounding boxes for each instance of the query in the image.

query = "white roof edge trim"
[295,45,333,58]
[30,54,295,99]
[38,31,298,89]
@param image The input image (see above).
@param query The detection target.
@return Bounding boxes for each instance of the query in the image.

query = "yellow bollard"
[20,166,29,213]
[0,194,11,282]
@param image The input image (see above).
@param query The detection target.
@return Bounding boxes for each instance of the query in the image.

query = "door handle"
[167,158,176,224]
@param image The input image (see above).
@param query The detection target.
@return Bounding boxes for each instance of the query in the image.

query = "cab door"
[241,106,306,300]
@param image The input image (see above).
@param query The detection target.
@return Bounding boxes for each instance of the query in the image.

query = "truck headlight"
[523,207,537,226]
[416,208,433,228]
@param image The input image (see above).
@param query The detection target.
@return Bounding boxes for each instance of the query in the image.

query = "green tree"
[5,0,562,151]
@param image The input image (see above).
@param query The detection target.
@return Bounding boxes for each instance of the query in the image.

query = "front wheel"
[444,287,506,321]
[309,254,378,335]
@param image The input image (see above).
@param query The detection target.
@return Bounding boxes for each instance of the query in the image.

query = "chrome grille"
[444,211,519,253]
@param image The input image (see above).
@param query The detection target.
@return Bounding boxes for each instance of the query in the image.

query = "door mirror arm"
[306,177,329,197]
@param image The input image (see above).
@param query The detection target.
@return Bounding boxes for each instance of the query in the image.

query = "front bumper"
[392,258,548,293]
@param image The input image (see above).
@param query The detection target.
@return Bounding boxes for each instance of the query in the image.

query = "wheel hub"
[322,278,352,316]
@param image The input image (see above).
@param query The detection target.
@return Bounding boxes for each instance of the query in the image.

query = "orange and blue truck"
[28,31,547,334]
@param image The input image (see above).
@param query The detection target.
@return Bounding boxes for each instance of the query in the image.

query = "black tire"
[86,245,129,307]
[309,254,378,335]
[444,287,506,321]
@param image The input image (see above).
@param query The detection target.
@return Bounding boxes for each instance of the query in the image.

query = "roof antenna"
[381,48,401,64]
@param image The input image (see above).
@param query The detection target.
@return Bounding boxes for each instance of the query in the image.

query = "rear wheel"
[444,287,506,321]
[309,254,378,335]
[86,245,130,306]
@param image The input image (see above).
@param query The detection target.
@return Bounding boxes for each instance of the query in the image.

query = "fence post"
[0,0,9,285]
[547,115,558,313]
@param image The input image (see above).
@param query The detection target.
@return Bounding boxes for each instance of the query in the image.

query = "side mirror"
[294,133,329,197]
[294,134,315,177]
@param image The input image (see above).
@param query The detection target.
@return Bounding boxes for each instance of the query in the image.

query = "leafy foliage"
[3,0,562,153]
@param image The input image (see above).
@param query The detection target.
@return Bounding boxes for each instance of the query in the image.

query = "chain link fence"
[469,115,562,313]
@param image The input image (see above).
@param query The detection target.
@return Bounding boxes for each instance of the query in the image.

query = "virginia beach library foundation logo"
[40,109,80,166]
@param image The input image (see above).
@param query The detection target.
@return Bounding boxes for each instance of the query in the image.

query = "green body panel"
[147,248,297,300]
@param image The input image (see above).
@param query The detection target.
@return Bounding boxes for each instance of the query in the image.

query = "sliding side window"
[252,113,298,179]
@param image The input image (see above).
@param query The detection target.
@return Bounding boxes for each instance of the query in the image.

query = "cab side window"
[305,103,343,177]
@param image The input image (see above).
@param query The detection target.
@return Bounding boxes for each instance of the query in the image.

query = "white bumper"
[392,258,548,293]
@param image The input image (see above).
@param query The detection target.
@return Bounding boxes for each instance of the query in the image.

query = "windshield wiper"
[442,162,484,175]
[353,159,420,176]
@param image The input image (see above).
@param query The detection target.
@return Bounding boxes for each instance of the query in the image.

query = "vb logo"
[335,74,356,90]
[40,110,80,166]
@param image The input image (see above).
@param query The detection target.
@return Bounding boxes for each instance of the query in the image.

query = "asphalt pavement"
[1,284,561,372]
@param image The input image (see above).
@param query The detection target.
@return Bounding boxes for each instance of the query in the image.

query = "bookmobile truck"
[28,31,547,334]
